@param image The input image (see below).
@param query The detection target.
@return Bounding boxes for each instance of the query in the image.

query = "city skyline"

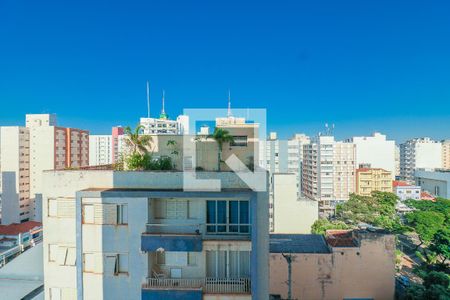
[1,1,449,141]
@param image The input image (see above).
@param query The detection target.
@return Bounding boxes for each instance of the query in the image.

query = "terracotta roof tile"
[0,221,42,235]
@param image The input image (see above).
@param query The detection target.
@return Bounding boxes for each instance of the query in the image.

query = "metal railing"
[145,223,202,235]
[0,236,43,268]
[144,277,251,294]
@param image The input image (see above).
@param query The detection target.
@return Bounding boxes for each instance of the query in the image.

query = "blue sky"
[0,0,449,142]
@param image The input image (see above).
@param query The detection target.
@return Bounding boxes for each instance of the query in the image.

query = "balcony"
[143,277,251,294]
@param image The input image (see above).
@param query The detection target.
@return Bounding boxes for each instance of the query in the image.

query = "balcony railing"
[143,277,251,294]
[145,223,251,236]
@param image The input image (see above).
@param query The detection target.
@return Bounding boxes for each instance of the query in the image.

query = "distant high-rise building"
[302,135,356,217]
[89,135,112,166]
[348,132,396,179]
[399,137,442,182]
[441,140,450,169]
[0,126,31,224]
[26,114,89,212]
[355,167,393,196]
[111,126,124,163]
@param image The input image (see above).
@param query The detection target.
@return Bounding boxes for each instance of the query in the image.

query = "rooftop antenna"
[227,89,232,117]
[146,81,150,118]
[162,90,166,115]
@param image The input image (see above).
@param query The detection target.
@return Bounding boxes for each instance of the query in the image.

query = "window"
[165,252,188,266]
[231,136,248,147]
[82,203,127,225]
[48,198,75,218]
[207,200,250,234]
[56,246,76,266]
[49,244,59,262]
[49,287,61,300]
[206,250,250,278]
[154,199,189,219]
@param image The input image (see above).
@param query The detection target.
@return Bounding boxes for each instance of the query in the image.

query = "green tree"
[335,191,403,231]
[208,128,234,171]
[406,211,445,248]
[123,125,152,155]
[429,229,450,264]
[423,271,450,289]
[311,218,350,235]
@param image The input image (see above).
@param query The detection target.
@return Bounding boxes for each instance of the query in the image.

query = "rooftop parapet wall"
[43,170,268,193]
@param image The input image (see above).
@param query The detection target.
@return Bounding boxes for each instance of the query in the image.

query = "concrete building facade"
[393,181,421,201]
[355,167,393,196]
[271,173,317,233]
[349,132,396,179]
[400,138,442,182]
[415,169,450,198]
[442,140,450,169]
[269,230,396,300]
[42,170,269,300]
[0,127,31,224]
[89,135,112,166]
[302,136,356,217]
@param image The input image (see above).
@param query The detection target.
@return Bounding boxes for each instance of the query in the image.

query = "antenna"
[146,81,150,118]
[162,90,166,115]
[227,89,232,117]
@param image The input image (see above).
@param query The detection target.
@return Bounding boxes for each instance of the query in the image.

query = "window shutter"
[57,199,75,218]
[61,288,77,300]
[49,244,59,262]
[104,254,118,275]
[66,247,76,266]
[57,247,68,265]
[103,204,118,225]
[50,287,62,300]
[166,201,177,219]
[83,205,95,223]
[176,200,188,219]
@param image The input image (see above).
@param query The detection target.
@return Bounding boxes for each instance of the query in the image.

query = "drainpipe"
[282,253,293,300]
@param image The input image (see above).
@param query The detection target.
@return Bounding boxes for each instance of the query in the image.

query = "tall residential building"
[42,170,269,300]
[302,135,356,217]
[260,132,310,197]
[27,114,89,203]
[355,167,393,196]
[112,126,124,163]
[89,135,112,166]
[348,132,396,179]
[0,127,31,224]
[442,140,450,169]
[400,138,442,182]
[395,145,401,178]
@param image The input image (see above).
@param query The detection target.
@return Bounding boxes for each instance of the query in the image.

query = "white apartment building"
[140,116,189,135]
[393,181,421,201]
[0,127,31,224]
[415,169,450,199]
[42,170,269,300]
[25,113,57,127]
[400,138,442,182]
[395,145,401,178]
[260,132,310,197]
[302,135,356,217]
[348,132,396,179]
[271,173,317,233]
[89,135,112,166]
[442,140,450,169]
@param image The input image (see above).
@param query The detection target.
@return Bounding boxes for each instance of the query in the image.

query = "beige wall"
[442,140,450,169]
[269,233,395,300]
[272,174,318,233]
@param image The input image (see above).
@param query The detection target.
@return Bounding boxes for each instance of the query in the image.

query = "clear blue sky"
[1,0,449,142]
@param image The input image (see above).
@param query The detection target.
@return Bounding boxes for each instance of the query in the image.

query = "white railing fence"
[144,277,251,294]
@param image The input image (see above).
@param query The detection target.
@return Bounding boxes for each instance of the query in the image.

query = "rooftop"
[270,234,330,254]
[0,221,42,236]
[325,230,357,247]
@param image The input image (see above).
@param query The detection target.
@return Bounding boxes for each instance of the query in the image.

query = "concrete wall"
[415,170,450,198]
[269,233,396,300]
[352,133,396,179]
[272,174,317,234]
[80,196,148,300]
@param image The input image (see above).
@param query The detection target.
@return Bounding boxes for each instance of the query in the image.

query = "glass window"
[207,201,216,232]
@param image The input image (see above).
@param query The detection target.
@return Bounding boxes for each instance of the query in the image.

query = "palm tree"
[208,128,234,171]
[123,125,152,155]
